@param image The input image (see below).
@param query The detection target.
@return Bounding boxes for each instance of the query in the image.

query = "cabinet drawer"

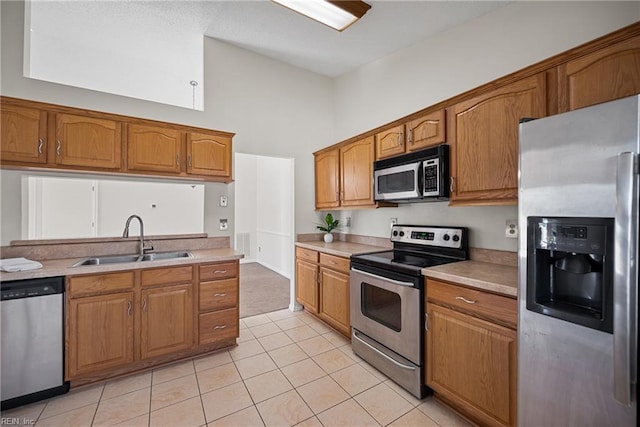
[319,253,350,273]
[199,279,238,312]
[296,247,318,263]
[426,279,517,328]
[199,262,238,281]
[67,271,135,297]
[141,266,193,287]
[199,308,238,344]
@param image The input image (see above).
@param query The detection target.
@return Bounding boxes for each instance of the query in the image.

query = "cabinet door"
[426,303,517,427]
[449,73,546,205]
[127,124,182,173]
[140,284,193,359]
[406,109,445,151]
[559,35,640,112]
[375,124,405,160]
[67,292,134,379]
[55,113,122,169]
[314,148,340,209]
[1,104,47,164]
[295,259,318,313]
[187,132,232,178]
[319,267,350,337]
[340,136,375,207]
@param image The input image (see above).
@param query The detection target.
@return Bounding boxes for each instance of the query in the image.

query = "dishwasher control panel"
[1,277,64,301]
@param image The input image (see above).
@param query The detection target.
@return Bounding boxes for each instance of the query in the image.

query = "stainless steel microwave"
[373,144,449,202]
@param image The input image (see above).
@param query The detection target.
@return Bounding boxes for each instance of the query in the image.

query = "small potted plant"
[317,213,340,243]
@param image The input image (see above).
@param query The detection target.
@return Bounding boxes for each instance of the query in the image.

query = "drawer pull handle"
[456,296,476,304]
[329,260,337,265]
[214,293,227,297]
[214,270,227,274]
[38,138,44,154]
[56,140,61,156]
[424,312,429,331]
[127,300,132,316]
[213,325,227,330]
[142,298,147,312]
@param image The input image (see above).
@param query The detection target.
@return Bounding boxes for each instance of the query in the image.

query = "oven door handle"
[353,331,417,371]
[351,268,415,288]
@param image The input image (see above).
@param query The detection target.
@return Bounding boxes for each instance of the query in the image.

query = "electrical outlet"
[506,219,518,239]
[346,216,352,227]
[219,219,228,231]
[391,218,398,225]
[220,196,228,207]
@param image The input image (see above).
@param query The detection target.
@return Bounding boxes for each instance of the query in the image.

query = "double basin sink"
[72,251,192,267]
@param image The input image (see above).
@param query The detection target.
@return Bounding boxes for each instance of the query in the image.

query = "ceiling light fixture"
[272,0,371,32]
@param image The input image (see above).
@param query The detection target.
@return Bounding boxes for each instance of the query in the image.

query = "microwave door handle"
[613,151,638,406]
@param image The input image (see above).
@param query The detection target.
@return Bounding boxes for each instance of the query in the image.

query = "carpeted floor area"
[239,262,290,318]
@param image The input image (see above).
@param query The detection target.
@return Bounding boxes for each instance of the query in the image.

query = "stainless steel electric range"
[350,224,468,398]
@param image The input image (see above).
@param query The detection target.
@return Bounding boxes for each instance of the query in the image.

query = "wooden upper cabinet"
[340,136,375,207]
[406,109,445,152]
[54,113,122,169]
[315,148,340,209]
[448,73,546,205]
[127,124,182,173]
[375,124,405,160]
[1,104,47,164]
[559,35,640,112]
[187,132,232,179]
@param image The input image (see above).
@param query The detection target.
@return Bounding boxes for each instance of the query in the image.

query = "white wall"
[332,1,640,251]
[235,153,294,279]
[234,153,258,262]
[256,156,294,278]
[1,1,638,252]
[0,0,334,246]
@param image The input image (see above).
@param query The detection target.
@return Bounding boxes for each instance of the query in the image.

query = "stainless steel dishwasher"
[1,276,69,410]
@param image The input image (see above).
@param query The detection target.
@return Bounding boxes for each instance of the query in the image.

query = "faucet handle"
[143,240,155,254]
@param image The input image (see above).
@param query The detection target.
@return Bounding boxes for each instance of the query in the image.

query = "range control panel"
[391,225,465,249]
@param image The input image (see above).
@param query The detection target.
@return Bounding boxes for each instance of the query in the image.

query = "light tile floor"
[1,309,473,427]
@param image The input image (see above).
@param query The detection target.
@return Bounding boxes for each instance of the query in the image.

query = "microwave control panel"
[423,158,440,196]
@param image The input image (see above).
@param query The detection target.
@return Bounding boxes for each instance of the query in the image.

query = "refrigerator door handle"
[614,151,638,406]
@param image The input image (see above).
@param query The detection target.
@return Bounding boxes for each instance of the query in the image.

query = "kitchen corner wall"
[0,0,333,247]
[331,1,640,252]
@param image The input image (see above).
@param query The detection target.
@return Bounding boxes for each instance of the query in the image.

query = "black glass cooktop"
[351,250,457,276]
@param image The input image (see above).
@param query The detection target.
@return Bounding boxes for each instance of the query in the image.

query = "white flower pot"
[323,233,334,243]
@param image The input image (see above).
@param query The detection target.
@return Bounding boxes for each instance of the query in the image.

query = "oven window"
[361,282,401,332]
[378,170,415,193]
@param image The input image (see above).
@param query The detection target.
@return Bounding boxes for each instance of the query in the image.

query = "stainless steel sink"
[72,251,192,267]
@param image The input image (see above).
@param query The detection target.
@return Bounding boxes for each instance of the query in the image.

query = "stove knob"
[443,234,450,241]
[452,235,460,242]
[399,231,405,237]
[393,231,398,237]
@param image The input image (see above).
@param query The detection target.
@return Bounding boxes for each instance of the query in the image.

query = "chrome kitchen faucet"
[122,214,154,257]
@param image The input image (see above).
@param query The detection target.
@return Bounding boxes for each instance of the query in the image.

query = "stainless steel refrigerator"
[518,95,638,426]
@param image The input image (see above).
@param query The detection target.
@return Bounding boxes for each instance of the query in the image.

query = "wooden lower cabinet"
[295,247,351,337]
[140,284,193,359]
[425,279,517,427]
[318,267,350,336]
[66,292,134,379]
[295,259,319,313]
[66,261,238,383]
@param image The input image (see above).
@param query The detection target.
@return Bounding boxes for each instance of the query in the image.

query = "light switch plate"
[220,196,228,207]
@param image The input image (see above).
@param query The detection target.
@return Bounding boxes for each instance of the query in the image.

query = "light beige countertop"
[0,248,244,282]
[295,241,388,258]
[423,260,518,298]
